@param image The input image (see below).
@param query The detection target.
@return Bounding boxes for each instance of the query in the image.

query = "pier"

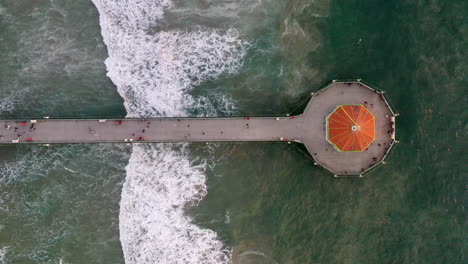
[0,81,397,176]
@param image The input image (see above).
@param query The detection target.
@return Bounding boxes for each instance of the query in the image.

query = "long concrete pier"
[0,81,397,176]
[0,117,302,144]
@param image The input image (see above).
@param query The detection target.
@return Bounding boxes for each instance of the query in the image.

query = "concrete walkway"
[0,117,302,144]
[301,82,396,175]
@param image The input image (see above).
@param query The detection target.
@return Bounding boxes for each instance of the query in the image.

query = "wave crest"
[120,144,230,264]
[91,0,248,263]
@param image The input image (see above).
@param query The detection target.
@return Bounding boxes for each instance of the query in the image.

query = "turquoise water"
[0,0,465,263]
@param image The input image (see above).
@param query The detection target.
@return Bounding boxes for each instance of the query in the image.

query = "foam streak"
[91,0,248,263]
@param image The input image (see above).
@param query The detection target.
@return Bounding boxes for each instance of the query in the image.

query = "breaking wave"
[0,246,8,264]
[120,144,230,264]
[91,0,248,263]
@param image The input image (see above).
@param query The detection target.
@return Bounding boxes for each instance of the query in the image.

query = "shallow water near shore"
[0,0,465,263]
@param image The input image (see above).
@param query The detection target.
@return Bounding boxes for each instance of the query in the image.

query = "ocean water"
[0,0,465,264]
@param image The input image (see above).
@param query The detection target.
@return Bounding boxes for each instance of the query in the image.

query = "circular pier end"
[300,81,396,176]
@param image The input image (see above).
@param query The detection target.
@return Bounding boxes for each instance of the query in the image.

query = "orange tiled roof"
[326,105,375,152]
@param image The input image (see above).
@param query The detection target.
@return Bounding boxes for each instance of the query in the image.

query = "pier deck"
[302,82,395,175]
[0,81,396,176]
[0,117,302,144]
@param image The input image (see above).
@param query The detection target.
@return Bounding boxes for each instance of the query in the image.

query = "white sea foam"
[0,246,9,264]
[0,96,15,113]
[191,94,239,117]
[0,148,48,186]
[105,28,247,117]
[91,0,248,263]
[120,144,230,264]
[224,209,231,224]
[104,27,247,117]
[92,0,248,117]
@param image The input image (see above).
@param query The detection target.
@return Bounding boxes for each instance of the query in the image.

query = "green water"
[0,0,465,263]
[193,0,466,263]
